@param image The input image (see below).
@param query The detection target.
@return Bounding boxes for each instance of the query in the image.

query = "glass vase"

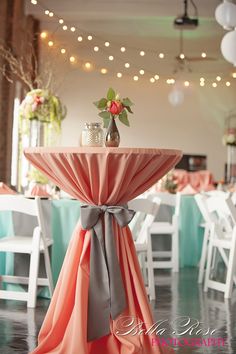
[226,144,236,183]
[80,122,104,147]
[105,117,120,147]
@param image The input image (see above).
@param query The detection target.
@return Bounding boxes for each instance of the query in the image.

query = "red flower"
[108,101,124,115]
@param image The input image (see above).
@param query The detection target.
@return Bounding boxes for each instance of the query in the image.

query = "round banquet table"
[24,147,182,354]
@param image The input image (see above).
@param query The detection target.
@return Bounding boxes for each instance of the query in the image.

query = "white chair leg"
[172,230,179,272]
[204,225,215,293]
[43,246,54,296]
[198,226,209,284]
[224,233,236,298]
[147,231,155,300]
[27,229,41,308]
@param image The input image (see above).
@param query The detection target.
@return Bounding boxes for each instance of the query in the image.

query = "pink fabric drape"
[0,182,16,195]
[24,147,182,354]
[173,169,215,192]
[28,184,51,197]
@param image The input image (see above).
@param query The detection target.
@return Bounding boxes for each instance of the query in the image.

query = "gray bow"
[80,204,135,342]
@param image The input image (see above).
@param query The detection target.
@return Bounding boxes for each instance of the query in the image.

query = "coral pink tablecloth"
[173,169,215,192]
[0,182,16,195]
[24,147,182,354]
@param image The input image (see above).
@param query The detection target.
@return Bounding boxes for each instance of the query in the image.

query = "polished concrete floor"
[0,268,235,353]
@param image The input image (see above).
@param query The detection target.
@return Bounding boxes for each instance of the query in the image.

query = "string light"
[69,56,76,63]
[101,68,107,74]
[40,31,47,39]
[84,62,92,70]
[31,2,236,86]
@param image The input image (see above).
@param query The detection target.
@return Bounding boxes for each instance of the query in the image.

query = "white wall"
[56,69,236,181]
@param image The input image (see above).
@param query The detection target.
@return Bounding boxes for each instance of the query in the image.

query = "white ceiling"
[25,0,234,80]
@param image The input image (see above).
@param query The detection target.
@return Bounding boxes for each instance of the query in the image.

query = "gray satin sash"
[80,204,135,342]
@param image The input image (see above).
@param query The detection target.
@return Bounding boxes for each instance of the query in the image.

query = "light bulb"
[70,56,76,63]
[70,27,76,32]
[120,47,126,52]
[104,42,110,47]
[44,10,49,15]
[48,41,54,47]
[49,12,54,17]
[133,76,139,81]
[180,53,185,59]
[140,51,145,56]
[216,76,221,81]
[139,69,145,75]
[108,55,114,61]
[88,35,93,40]
[62,25,68,31]
[117,73,122,78]
[125,63,130,68]
[159,53,164,59]
[226,81,231,86]
[94,46,99,52]
[101,68,107,74]
[61,48,66,54]
[59,19,64,24]
[212,82,217,87]
[154,74,159,80]
[40,31,47,39]
[201,52,206,58]
[184,81,190,87]
[77,36,83,42]
[150,78,155,83]
[232,73,236,78]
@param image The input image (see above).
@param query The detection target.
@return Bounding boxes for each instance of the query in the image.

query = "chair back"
[206,195,236,236]
[128,197,160,244]
[0,195,48,243]
[148,192,181,218]
[194,193,216,224]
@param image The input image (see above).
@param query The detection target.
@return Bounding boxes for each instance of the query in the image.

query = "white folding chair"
[128,197,161,300]
[146,193,181,300]
[204,195,236,298]
[194,193,217,284]
[0,195,54,307]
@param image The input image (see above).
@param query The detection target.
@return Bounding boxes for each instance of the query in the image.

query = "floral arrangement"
[27,168,49,184]
[222,128,236,146]
[19,89,66,129]
[161,171,178,193]
[94,87,133,127]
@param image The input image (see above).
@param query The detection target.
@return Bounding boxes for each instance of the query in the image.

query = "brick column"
[0,0,39,184]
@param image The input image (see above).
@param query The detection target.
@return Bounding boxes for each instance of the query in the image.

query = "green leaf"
[93,101,100,108]
[98,111,111,120]
[122,97,133,107]
[119,110,130,127]
[97,98,108,109]
[107,88,116,100]
[125,106,133,114]
[103,118,110,128]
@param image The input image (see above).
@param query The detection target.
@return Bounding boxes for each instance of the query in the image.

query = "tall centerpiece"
[222,113,236,183]
[94,87,133,147]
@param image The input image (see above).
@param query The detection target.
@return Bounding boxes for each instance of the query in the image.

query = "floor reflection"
[0,268,235,353]
[152,268,236,354]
